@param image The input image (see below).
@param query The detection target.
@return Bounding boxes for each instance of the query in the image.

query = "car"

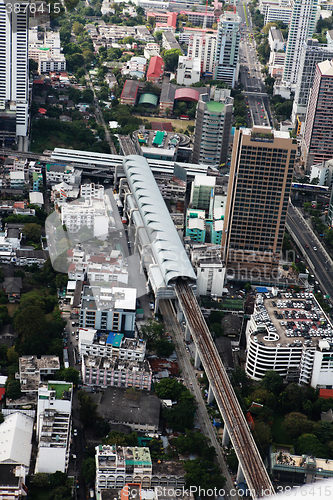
[260,115,263,118]
[73,429,78,436]
[149,301,154,310]
[305,244,309,248]
[313,246,317,251]
[76,334,79,340]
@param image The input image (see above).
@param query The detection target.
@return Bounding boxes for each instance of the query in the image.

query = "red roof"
[68,263,76,272]
[121,79,140,100]
[38,108,47,114]
[67,249,74,257]
[33,79,44,85]
[147,56,164,80]
[175,88,200,102]
[319,388,333,399]
[0,387,5,400]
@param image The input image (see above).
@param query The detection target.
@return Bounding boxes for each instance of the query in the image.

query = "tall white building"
[0,1,29,146]
[283,0,320,85]
[187,32,217,76]
[214,12,241,87]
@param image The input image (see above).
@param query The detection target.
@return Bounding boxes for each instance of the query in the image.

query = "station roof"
[123,155,196,285]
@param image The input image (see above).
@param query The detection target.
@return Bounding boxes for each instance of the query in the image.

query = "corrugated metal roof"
[138,93,158,106]
[123,156,196,286]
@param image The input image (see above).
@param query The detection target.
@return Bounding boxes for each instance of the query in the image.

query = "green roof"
[206,101,225,112]
[153,130,165,146]
[138,93,158,107]
[48,382,72,399]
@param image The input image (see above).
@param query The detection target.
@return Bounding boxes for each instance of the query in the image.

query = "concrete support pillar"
[185,324,191,342]
[114,164,118,189]
[236,463,245,484]
[207,384,214,404]
[154,297,159,316]
[177,306,183,323]
[222,427,230,447]
[194,348,201,369]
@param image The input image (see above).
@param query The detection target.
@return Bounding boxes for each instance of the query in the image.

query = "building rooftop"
[206,100,225,112]
[318,58,333,76]
[81,286,137,311]
[269,26,284,42]
[0,412,34,467]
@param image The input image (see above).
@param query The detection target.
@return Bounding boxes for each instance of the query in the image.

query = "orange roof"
[319,388,333,399]
[147,56,164,79]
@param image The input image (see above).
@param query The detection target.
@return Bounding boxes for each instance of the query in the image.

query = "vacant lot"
[135,115,195,132]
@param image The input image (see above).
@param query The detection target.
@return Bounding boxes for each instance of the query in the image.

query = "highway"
[287,204,333,300]
[174,282,275,499]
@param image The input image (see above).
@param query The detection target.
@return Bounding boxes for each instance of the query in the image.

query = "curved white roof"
[123,156,196,285]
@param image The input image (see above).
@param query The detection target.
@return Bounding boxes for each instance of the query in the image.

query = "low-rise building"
[122,57,147,78]
[79,329,146,361]
[10,172,27,189]
[176,57,201,85]
[147,56,165,83]
[0,412,34,468]
[121,80,140,106]
[0,464,28,500]
[61,198,109,239]
[18,356,60,394]
[144,43,161,60]
[162,31,182,51]
[82,356,152,390]
[268,26,285,51]
[46,164,82,186]
[271,451,333,484]
[191,245,226,297]
[147,11,178,31]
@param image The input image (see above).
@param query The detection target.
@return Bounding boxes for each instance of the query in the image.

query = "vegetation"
[155,378,196,432]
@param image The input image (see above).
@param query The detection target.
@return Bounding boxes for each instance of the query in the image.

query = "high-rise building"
[187,32,217,76]
[292,39,333,122]
[192,91,233,167]
[0,1,29,147]
[214,12,241,87]
[221,126,296,281]
[302,59,333,169]
[282,0,319,85]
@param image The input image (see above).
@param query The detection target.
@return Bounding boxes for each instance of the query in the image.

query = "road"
[287,203,333,300]
[159,300,237,500]
[236,1,273,128]
[85,73,118,155]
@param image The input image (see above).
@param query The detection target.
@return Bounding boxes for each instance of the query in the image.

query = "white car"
[313,246,317,251]
[73,429,78,436]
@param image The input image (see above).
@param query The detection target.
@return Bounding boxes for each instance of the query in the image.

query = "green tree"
[140,319,164,343]
[283,412,314,439]
[155,378,185,400]
[183,458,226,490]
[78,390,98,427]
[14,305,47,340]
[81,457,96,484]
[5,379,21,400]
[260,370,284,395]
[7,346,18,364]
[95,419,110,438]
[163,48,182,72]
[226,448,238,472]
[296,433,329,458]
[253,421,272,453]
[22,223,41,242]
[55,367,80,385]
[154,339,175,357]
[82,89,94,103]
[73,22,85,36]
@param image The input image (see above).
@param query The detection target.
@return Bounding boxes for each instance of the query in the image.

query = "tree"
[7,346,18,364]
[297,433,329,458]
[260,370,284,395]
[163,49,182,72]
[183,458,226,490]
[82,89,94,103]
[154,339,175,357]
[29,58,38,73]
[140,319,164,343]
[14,305,47,340]
[95,419,110,438]
[22,223,41,242]
[5,379,21,400]
[55,367,80,385]
[78,390,98,427]
[72,22,85,36]
[226,448,238,472]
[283,412,314,439]
[155,378,185,400]
[81,457,96,484]
[253,421,272,453]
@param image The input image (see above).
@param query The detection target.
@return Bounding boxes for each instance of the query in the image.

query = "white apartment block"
[187,33,217,75]
[80,183,104,201]
[35,382,73,474]
[46,164,82,186]
[95,445,152,493]
[144,43,160,60]
[79,328,146,361]
[268,50,286,78]
[245,291,333,387]
[214,13,241,87]
[268,27,285,51]
[177,57,200,85]
[283,0,320,85]
[61,199,109,238]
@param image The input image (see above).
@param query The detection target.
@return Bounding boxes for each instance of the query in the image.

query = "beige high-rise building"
[222,126,297,282]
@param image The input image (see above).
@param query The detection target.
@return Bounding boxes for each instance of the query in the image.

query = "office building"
[214,12,241,87]
[221,126,296,282]
[282,0,319,85]
[292,39,333,122]
[193,91,233,167]
[0,1,29,147]
[303,59,333,169]
[187,32,217,76]
[245,291,333,388]
[190,175,216,211]
[259,0,293,25]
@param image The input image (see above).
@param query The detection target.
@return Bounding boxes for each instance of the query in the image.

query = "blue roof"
[106,332,123,347]
[256,286,268,293]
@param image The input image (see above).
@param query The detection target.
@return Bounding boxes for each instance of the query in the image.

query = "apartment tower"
[221,126,296,282]
[303,59,333,169]
[0,0,29,147]
[283,0,319,86]
[193,91,233,167]
[214,12,241,87]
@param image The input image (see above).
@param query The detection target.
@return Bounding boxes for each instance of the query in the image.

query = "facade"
[35,382,73,474]
[271,452,333,484]
[268,27,285,51]
[95,446,152,493]
[61,199,109,238]
[120,80,140,106]
[79,285,136,336]
[79,329,146,361]
[185,209,206,243]
[221,126,296,282]
[268,50,286,79]
[46,164,82,186]
[146,56,164,83]
[82,356,152,390]
[282,0,319,85]
[214,13,241,87]
[292,39,333,122]
[192,91,233,167]
[263,0,293,25]
[80,182,104,200]
[0,1,29,144]
[176,57,200,85]
[195,254,226,296]
[245,292,333,388]
[187,32,217,76]
[184,11,215,28]
[303,60,333,168]
[190,174,216,211]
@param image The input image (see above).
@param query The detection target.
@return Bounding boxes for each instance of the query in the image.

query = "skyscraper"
[292,39,333,122]
[192,90,233,167]
[303,59,333,169]
[221,126,296,281]
[0,0,29,147]
[283,0,319,85]
[214,12,241,87]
